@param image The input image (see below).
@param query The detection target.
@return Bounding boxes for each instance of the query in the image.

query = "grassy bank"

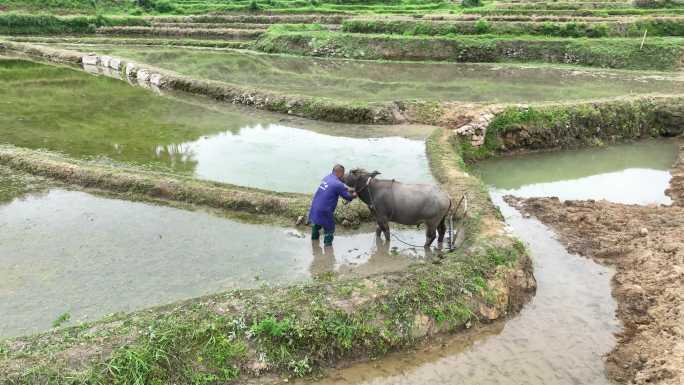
[3,35,250,49]
[96,25,265,38]
[0,13,149,35]
[0,144,372,226]
[0,128,536,385]
[469,8,684,16]
[342,17,684,37]
[254,30,684,70]
[456,95,684,161]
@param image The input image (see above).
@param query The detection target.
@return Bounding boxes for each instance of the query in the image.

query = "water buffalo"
[343,169,453,248]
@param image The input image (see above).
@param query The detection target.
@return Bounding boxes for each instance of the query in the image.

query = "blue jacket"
[308,173,354,230]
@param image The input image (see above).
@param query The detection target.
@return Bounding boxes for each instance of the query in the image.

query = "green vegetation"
[255,30,684,70]
[0,0,462,15]
[459,95,684,161]
[0,13,149,35]
[471,8,684,16]
[51,312,71,328]
[342,17,684,37]
[5,35,250,49]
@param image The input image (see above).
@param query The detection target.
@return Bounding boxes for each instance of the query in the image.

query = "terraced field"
[1,1,683,385]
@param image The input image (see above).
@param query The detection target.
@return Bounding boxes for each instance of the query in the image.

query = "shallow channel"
[0,57,432,193]
[48,44,684,103]
[301,139,680,385]
[0,188,427,339]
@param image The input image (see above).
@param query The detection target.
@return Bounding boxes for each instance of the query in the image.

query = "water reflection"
[474,139,680,205]
[0,189,425,338]
[164,124,432,193]
[0,57,433,193]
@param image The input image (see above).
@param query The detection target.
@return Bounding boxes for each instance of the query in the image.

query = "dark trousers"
[311,224,334,246]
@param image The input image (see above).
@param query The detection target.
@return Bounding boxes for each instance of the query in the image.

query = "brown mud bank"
[0,145,371,226]
[0,129,536,384]
[506,196,684,385]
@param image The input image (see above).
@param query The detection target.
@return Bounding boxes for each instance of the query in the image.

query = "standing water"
[0,188,427,339]
[51,45,684,103]
[302,139,680,385]
[0,57,433,193]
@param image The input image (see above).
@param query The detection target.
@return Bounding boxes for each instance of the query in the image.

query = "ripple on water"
[0,189,427,338]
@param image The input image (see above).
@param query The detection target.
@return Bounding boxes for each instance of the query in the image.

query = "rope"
[390,232,425,248]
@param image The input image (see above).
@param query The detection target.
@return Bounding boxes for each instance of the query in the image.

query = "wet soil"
[506,196,684,385]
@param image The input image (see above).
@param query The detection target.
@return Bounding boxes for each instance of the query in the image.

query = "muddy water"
[0,57,432,192]
[476,139,680,205]
[53,45,684,103]
[304,140,681,385]
[0,188,428,338]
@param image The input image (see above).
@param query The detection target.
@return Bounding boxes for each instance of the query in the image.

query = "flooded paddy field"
[0,56,438,338]
[45,44,684,103]
[476,139,681,205]
[0,185,427,339]
[0,56,433,193]
[2,23,683,382]
[300,139,681,385]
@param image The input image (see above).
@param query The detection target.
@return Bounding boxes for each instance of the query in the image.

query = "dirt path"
[505,196,683,385]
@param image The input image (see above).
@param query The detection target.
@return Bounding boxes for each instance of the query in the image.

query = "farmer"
[309,164,356,246]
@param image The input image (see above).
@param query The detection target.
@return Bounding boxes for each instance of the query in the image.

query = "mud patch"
[507,196,684,385]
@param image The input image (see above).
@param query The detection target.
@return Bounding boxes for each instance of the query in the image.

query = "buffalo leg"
[375,223,383,238]
[437,217,447,244]
[425,225,437,248]
[380,221,390,241]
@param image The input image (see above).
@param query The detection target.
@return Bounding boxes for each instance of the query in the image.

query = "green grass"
[342,17,684,37]
[0,13,149,35]
[459,95,684,161]
[255,30,684,70]
[0,0,463,15]
[51,312,71,328]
